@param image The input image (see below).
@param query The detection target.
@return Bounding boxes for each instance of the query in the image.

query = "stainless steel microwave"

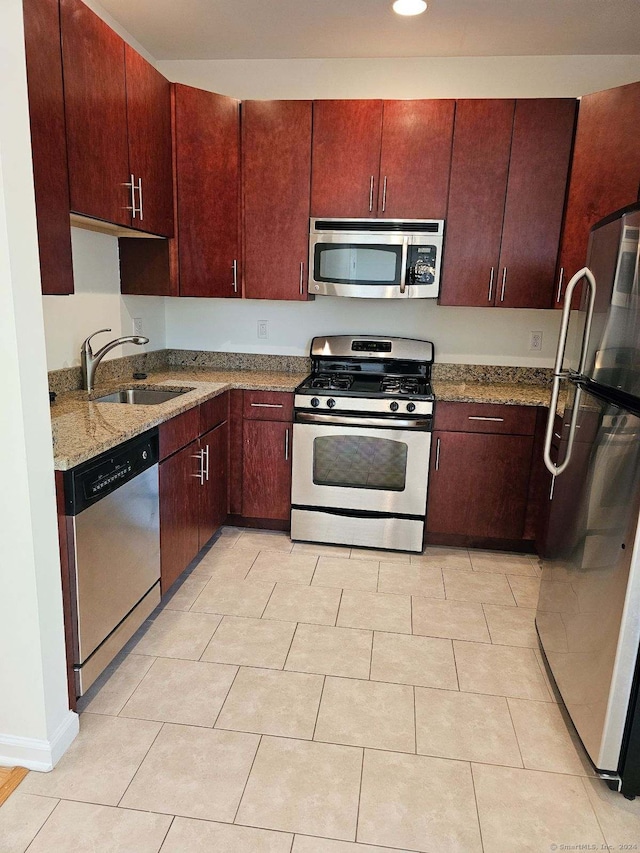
[309,218,444,299]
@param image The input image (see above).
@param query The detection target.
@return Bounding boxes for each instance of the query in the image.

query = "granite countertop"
[50,363,565,471]
[50,368,307,470]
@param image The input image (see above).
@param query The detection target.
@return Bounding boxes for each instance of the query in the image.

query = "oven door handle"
[295,411,431,430]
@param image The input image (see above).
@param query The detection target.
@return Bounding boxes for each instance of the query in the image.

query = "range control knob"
[406,402,416,413]
[327,398,336,408]
[390,401,399,412]
[311,397,320,408]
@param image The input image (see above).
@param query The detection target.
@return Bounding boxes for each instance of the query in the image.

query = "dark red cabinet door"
[426,430,533,540]
[174,84,240,297]
[243,100,312,300]
[439,99,515,307]
[199,422,229,549]
[378,100,455,219]
[159,440,201,594]
[497,99,577,309]
[23,0,74,295]
[125,45,173,237]
[556,81,640,309]
[311,100,383,218]
[60,0,130,227]
[242,420,292,521]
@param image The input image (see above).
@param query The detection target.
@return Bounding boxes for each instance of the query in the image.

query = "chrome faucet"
[81,328,149,393]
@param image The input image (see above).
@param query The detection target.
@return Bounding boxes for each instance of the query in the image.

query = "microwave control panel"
[408,245,437,285]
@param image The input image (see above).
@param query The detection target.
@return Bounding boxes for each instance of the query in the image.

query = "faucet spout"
[81,329,149,393]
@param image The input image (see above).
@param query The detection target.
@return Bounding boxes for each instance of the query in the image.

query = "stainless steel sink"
[93,388,193,405]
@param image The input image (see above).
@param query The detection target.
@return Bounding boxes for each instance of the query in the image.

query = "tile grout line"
[368,631,375,680]
[353,746,365,845]
[469,762,487,853]
[157,814,175,852]
[504,696,526,769]
[115,656,161,717]
[480,603,494,645]
[311,675,327,742]
[579,776,610,848]
[116,721,166,808]
[23,797,64,853]
[231,733,263,825]
[412,685,417,754]
[211,664,242,729]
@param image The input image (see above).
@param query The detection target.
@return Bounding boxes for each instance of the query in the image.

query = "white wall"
[42,228,167,370]
[157,55,640,100]
[0,0,78,770]
[166,296,561,366]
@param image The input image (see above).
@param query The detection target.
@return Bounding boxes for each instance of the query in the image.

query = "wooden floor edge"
[0,767,29,806]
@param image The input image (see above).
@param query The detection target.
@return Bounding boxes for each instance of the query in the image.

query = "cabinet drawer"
[159,407,200,460]
[434,402,537,435]
[200,392,229,434]
[243,391,293,421]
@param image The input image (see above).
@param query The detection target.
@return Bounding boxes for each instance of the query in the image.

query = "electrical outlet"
[529,330,543,352]
[257,320,269,340]
[133,317,143,336]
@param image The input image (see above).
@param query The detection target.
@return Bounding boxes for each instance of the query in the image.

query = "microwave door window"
[315,244,402,285]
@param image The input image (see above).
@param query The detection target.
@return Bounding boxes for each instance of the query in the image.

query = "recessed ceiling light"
[392,0,428,16]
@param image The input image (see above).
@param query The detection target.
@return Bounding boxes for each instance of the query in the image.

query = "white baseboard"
[0,710,79,772]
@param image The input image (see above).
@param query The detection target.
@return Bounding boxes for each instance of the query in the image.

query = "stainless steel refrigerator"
[538,202,640,798]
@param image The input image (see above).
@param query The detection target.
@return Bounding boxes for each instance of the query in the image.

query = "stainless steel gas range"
[291,335,435,553]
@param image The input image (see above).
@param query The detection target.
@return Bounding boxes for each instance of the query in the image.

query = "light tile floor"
[4,527,640,852]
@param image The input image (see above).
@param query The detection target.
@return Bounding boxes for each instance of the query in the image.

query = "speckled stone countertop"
[433,380,555,407]
[50,368,306,470]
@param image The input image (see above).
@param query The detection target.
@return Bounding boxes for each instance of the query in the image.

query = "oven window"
[314,244,402,285]
[313,435,408,491]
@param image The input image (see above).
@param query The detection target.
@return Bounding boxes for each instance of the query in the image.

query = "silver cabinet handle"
[369,176,374,212]
[434,437,441,471]
[251,402,284,408]
[204,444,210,481]
[232,259,238,293]
[468,416,505,422]
[299,261,304,296]
[488,267,494,302]
[382,176,388,212]
[124,173,138,217]
[556,267,564,303]
[549,475,556,501]
[137,176,143,221]
[285,428,290,461]
[191,450,205,485]
[500,267,507,302]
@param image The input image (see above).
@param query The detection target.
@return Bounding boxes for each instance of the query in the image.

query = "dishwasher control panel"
[64,429,159,515]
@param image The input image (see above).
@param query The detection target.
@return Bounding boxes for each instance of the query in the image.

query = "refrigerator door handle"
[543,267,596,478]
[544,380,583,476]
[552,267,597,378]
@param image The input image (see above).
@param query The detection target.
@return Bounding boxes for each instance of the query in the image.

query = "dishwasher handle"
[64,428,159,515]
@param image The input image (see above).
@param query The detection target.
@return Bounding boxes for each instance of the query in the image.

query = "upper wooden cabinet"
[377,99,455,219]
[22,0,74,295]
[124,46,173,238]
[174,84,241,298]
[555,81,640,308]
[310,99,455,219]
[60,0,173,236]
[242,100,312,301]
[440,98,576,308]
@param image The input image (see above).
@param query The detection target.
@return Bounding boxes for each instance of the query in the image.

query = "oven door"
[291,414,430,516]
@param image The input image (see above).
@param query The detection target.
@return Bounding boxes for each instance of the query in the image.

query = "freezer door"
[582,207,640,398]
[537,389,640,772]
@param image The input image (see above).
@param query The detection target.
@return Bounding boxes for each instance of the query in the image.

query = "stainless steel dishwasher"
[63,429,161,696]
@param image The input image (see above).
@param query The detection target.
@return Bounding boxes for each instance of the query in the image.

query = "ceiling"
[95,0,640,60]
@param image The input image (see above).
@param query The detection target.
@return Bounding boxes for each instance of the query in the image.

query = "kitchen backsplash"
[48,349,552,396]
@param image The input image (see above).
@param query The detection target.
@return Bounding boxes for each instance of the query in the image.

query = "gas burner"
[381,376,423,395]
[311,373,354,391]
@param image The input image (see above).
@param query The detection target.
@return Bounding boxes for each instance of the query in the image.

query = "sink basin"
[94,387,193,405]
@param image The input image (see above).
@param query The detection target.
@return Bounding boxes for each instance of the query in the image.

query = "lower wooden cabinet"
[159,439,201,594]
[242,419,292,521]
[159,397,229,594]
[426,402,537,546]
[427,430,534,541]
